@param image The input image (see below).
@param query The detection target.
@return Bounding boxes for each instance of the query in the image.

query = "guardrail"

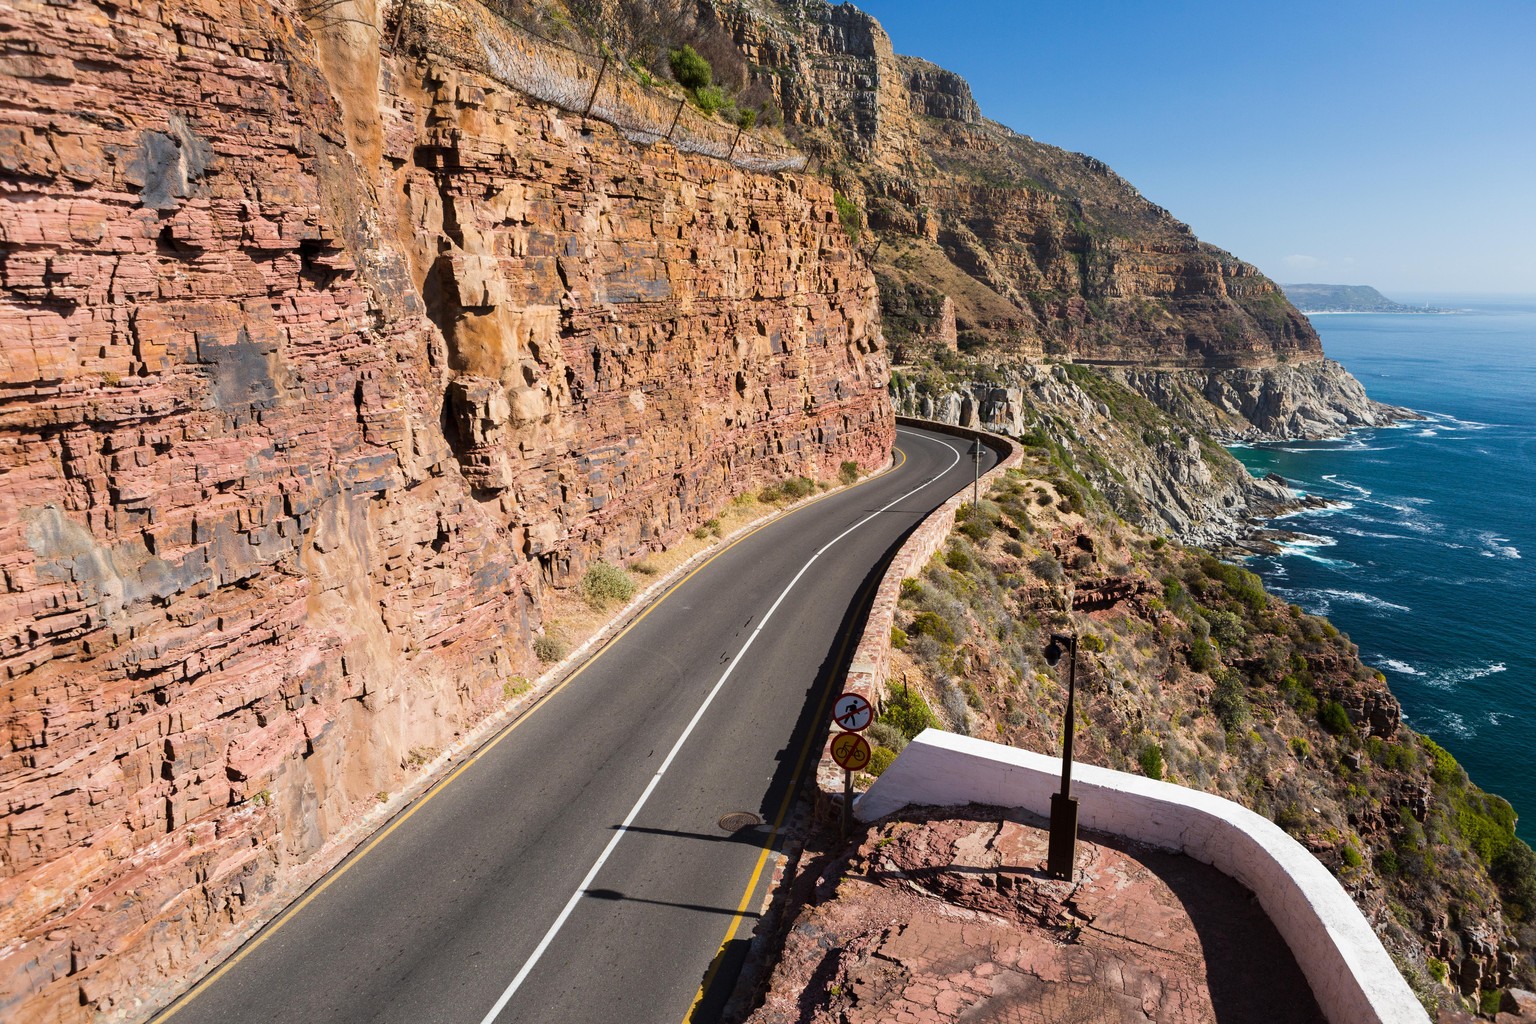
[395,0,810,173]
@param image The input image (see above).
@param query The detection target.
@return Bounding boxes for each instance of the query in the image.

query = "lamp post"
[1043,631,1079,880]
[967,437,984,506]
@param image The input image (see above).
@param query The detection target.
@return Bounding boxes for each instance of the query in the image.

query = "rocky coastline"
[890,357,1415,557]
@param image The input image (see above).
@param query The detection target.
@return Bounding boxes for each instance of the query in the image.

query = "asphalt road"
[153,425,996,1024]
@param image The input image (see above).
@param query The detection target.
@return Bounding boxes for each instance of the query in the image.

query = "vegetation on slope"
[872,453,1536,1017]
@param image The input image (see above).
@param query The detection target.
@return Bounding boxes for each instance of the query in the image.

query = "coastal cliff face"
[708,0,1322,368]
[847,462,1534,1016]
[690,0,1399,546]
[0,0,889,1018]
[889,358,1407,548]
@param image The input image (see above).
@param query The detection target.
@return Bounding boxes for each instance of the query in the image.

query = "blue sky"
[854,1,1536,298]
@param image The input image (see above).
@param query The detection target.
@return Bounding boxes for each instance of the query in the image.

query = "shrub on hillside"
[668,44,711,90]
[580,561,635,610]
[880,686,939,740]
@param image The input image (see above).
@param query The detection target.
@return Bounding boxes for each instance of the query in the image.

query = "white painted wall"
[856,730,1429,1024]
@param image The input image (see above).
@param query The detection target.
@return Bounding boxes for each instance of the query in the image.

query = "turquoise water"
[1230,304,1536,840]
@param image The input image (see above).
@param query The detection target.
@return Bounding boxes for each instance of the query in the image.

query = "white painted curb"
[857,730,1429,1024]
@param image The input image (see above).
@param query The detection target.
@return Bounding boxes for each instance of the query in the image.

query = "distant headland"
[1282,282,1444,313]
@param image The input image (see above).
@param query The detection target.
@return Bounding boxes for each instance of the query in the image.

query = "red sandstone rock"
[0,0,890,1018]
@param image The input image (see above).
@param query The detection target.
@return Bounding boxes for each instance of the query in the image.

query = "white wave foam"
[1439,712,1475,739]
[1312,589,1410,613]
[1275,501,1355,520]
[1425,662,1508,691]
[1377,657,1425,677]
[1278,533,1336,551]
[1320,474,1372,498]
[1478,532,1522,559]
[1337,526,1405,540]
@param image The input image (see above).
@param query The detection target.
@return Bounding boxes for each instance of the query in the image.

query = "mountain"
[1283,283,1430,313]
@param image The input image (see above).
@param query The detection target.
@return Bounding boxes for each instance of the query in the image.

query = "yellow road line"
[680,552,890,1021]
[149,446,908,1023]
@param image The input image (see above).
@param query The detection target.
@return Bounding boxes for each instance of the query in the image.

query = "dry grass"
[539,490,806,662]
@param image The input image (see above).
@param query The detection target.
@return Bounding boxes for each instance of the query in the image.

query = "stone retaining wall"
[856,730,1430,1024]
[814,417,1019,797]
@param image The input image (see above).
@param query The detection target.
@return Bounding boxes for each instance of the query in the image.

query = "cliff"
[675,0,1403,546]
[838,458,1536,1018]
[0,0,890,1018]
[697,0,1322,369]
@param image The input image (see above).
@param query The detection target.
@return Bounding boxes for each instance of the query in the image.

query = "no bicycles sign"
[830,731,872,772]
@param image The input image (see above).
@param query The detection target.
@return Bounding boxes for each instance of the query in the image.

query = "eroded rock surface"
[746,810,1324,1024]
[0,0,889,1018]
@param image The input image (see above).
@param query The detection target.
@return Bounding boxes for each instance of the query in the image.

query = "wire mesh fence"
[395,0,811,174]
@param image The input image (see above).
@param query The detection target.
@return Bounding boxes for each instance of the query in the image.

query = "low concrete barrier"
[857,730,1429,1024]
[814,418,1020,796]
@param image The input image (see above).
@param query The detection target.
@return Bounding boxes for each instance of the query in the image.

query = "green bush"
[1342,843,1364,869]
[1211,671,1250,730]
[533,633,567,663]
[880,686,940,740]
[867,720,906,753]
[580,561,635,610]
[668,45,711,90]
[839,460,861,485]
[736,107,757,129]
[1029,552,1063,583]
[693,85,726,115]
[867,745,898,777]
[1492,839,1536,921]
[1481,990,1504,1017]
[908,611,956,647]
[1138,743,1164,780]
[890,626,908,650]
[833,191,860,242]
[1080,633,1106,654]
[1423,736,1463,787]
[944,544,974,573]
[1188,636,1218,672]
[1455,789,1518,864]
[1317,700,1351,735]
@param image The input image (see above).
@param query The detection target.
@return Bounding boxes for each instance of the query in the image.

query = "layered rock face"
[890,367,1293,548]
[0,0,889,1018]
[709,0,1322,368]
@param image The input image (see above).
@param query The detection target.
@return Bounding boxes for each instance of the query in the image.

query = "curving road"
[151,425,996,1024]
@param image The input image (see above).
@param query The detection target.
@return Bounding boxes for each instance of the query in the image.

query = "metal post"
[583,53,609,118]
[968,437,983,506]
[1045,633,1079,879]
[391,0,408,51]
[842,768,853,840]
[726,124,745,161]
[665,97,685,142]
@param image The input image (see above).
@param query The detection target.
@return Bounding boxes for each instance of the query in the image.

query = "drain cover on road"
[718,811,764,832]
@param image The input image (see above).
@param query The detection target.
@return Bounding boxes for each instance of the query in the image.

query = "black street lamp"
[1043,631,1079,880]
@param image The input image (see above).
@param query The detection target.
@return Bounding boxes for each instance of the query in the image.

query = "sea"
[1229,301,1536,841]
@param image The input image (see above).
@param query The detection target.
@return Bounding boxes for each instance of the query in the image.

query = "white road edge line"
[477,429,966,1024]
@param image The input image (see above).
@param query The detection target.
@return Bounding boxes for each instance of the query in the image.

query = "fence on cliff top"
[392,0,811,174]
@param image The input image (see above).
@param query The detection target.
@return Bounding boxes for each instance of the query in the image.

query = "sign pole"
[828,692,875,843]
[842,769,852,840]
